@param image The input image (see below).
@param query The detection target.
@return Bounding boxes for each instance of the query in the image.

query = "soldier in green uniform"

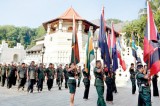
[1,63,7,87]
[136,64,151,106]
[37,63,45,92]
[82,64,90,100]
[112,71,117,93]
[17,63,27,91]
[0,64,1,83]
[6,63,17,89]
[129,63,136,94]
[63,64,69,88]
[77,66,82,87]
[94,60,106,106]
[67,63,77,106]
[56,64,63,90]
[27,61,37,93]
[45,63,55,91]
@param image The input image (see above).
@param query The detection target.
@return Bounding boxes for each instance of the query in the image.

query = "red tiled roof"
[58,7,83,20]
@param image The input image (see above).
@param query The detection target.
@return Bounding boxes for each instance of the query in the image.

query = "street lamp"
[93,34,98,61]
[41,44,45,64]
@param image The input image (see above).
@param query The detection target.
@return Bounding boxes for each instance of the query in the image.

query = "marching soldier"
[67,63,77,106]
[129,63,136,94]
[82,64,90,100]
[112,71,117,93]
[1,63,7,87]
[27,61,37,93]
[77,66,82,87]
[45,63,55,91]
[94,60,106,106]
[63,64,69,88]
[17,63,27,91]
[152,74,159,97]
[136,64,151,106]
[37,63,45,92]
[56,64,63,90]
[0,64,1,83]
[6,63,17,89]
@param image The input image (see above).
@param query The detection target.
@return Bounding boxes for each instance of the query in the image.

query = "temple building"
[0,40,25,63]
[24,7,118,66]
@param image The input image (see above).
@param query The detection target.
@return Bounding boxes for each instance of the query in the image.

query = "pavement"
[0,81,159,106]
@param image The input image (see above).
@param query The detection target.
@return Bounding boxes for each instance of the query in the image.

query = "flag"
[132,34,138,60]
[111,22,118,72]
[98,7,111,70]
[117,51,126,71]
[85,32,95,75]
[71,15,80,64]
[107,32,112,55]
[117,38,126,71]
[143,1,160,76]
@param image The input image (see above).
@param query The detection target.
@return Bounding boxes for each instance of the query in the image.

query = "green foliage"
[106,18,123,24]
[123,0,160,48]
[0,25,46,48]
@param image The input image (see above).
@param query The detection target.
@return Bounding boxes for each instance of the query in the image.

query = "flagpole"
[137,34,139,47]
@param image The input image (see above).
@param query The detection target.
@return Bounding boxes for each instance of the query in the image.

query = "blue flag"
[98,8,111,70]
[132,34,138,60]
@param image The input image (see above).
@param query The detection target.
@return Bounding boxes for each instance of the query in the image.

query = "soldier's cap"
[136,61,141,65]
[137,64,143,70]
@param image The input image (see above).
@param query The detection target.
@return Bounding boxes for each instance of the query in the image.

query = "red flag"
[117,51,126,71]
[71,15,80,64]
[143,1,160,76]
[107,32,111,54]
[143,1,158,62]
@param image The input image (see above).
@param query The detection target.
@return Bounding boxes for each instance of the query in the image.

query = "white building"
[24,7,99,66]
[0,40,26,63]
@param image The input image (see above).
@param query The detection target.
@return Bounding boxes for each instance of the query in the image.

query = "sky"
[0,0,146,28]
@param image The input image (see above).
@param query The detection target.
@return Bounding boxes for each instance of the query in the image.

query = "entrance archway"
[13,54,18,62]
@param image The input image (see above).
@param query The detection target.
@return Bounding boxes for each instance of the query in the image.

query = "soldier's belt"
[69,77,75,79]
[141,84,149,87]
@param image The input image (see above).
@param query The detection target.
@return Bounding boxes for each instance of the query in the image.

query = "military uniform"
[37,67,45,92]
[82,68,90,99]
[136,72,151,106]
[46,67,55,90]
[7,65,17,88]
[18,66,27,90]
[129,68,136,94]
[63,68,68,88]
[112,72,117,93]
[27,65,37,93]
[77,69,82,87]
[94,67,106,106]
[1,65,7,87]
[68,70,76,94]
[56,68,63,90]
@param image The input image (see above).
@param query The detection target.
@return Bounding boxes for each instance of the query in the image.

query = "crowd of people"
[0,61,82,92]
[0,60,159,106]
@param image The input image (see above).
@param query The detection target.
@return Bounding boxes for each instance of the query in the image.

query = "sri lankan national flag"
[71,15,80,64]
[85,32,94,74]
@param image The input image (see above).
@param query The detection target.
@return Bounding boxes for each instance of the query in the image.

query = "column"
[78,21,82,33]
[47,24,51,35]
[59,20,63,32]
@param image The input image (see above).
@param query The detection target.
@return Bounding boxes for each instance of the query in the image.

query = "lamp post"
[41,44,45,64]
[93,35,98,61]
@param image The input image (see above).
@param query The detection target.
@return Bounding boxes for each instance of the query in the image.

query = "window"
[50,37,52,41]
[68,27,73,32]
